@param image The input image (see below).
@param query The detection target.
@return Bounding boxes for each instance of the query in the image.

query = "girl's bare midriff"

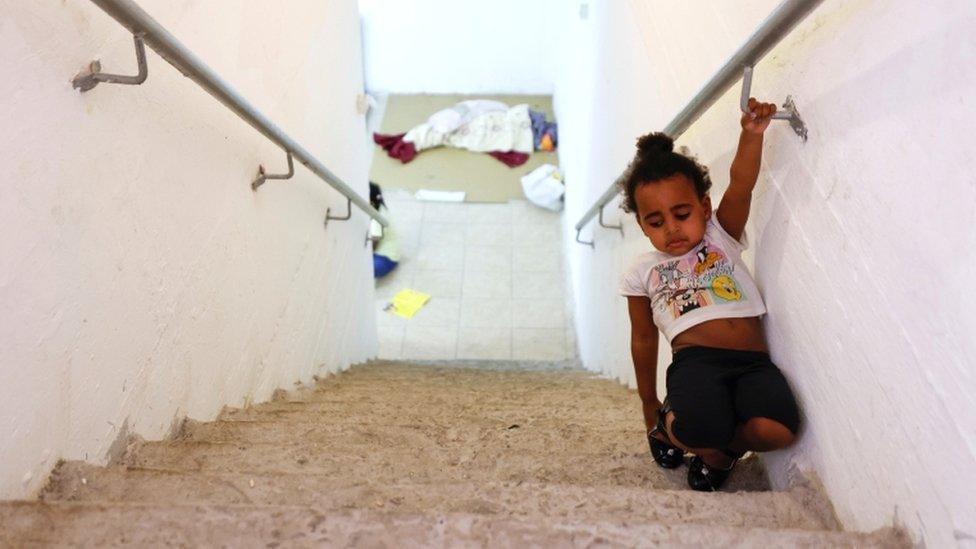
[670,316,768,354]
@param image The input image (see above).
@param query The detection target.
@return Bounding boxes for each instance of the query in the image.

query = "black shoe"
[687,454,737,492]
[647,399,683,469]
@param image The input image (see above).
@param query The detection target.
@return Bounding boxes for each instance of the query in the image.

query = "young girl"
[619,98,800,491]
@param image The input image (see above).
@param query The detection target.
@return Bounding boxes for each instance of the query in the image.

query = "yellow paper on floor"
[390,289,431,319]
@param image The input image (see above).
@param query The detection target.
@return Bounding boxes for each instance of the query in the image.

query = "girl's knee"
[744,417,795,449]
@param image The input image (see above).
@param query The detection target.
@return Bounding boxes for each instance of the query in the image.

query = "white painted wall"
[359,0,561,94]
[0,0,376,499]
[555,1,976,546]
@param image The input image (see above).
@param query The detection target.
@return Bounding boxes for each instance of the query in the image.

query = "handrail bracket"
[575,205,621,248]
[73,34,148,92]
[740,65,808,141]
[575,228,594,249]
[781,95,807,141]
[325,198,352,229]
[598,207,623,237]
[252,152,295,191]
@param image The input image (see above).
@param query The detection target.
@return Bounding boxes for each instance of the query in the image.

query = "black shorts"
[666,346,800,449]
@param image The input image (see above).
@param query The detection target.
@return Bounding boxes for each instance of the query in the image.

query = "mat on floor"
[369,94,559,203]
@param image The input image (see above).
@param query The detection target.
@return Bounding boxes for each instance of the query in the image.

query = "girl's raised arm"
[717,97,776,241]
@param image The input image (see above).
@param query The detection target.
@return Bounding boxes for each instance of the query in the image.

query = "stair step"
[218,407,633,427]
[179,418,636,446]
[0,501,907,548]
[304,363,624,396]
[178,419,641,457]
[121,440,770,491]
[43,462,830,530]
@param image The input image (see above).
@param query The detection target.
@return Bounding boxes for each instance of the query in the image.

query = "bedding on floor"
[373,101,538,167]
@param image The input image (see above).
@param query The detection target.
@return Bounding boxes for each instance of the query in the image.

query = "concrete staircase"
[1,360,905,547]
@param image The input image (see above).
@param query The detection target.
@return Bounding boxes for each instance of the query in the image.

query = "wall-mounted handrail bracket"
[575,228,594,249]
[781,95,807,141]
[740,65,808,141]
[72,34,148,92]
[324,198,352,229]
[252,152,294,191]
[598,206,623,237]
[574,205,621,247]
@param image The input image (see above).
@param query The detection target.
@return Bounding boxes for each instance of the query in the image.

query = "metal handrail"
[573,0,823,245]
[78,0,388,227]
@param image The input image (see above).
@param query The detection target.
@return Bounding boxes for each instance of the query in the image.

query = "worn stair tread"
[120,439,769,491]
[179,418,638,445]
[43,462,828,530]
[0,501,907,548]
[217,408,634,426]
[321,359,590,375]
[175,422,648,455]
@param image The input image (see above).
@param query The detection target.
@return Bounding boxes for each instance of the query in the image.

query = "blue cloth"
[529,110,558,150]
[373,254,398,278]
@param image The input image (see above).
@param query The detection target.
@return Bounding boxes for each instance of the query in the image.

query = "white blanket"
[404,103,534,154]
[426,99,508,133]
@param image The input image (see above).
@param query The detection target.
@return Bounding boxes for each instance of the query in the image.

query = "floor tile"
[414,244,464,271]
[460,298,513,328]
[409,297,460,327]
[464,245,512,273]
[412,270,463,298]
[421,223,466,246]
[466,203,513,225]
[513,223,561,248]
[513,328,566,361]
[395,224,422,253]
[462,270,512,299]
[423,202,470,224]
[511,299,566,328]
[513,270,565,300]
[510,200,562,226]
[457,327,512,360]
[513,245,562,273]
[465,224,513,247]
[386,206,424,229]
[402,326,458,360]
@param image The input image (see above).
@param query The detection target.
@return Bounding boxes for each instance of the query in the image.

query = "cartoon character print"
[694,244,722,275]
[711,274,742,301]
[651,238,746,320]
[650,260,712,319]
[669,287,712,317]
[654,261,683,294]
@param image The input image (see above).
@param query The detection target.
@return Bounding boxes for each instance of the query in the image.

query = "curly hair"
[619,132,712,216]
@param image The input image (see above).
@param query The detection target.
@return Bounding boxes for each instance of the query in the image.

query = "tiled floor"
[374,191,577,361]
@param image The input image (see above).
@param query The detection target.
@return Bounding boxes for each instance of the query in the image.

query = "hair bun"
[636,132,673,157]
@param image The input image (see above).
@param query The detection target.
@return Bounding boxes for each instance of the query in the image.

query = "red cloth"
[488,151,530,167]
[373,132,417,163]
[373,132,528,167]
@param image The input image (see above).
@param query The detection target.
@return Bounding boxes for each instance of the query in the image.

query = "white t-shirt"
[620,216,766,342]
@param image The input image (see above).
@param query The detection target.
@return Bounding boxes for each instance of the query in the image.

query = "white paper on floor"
[415,189,466,202]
